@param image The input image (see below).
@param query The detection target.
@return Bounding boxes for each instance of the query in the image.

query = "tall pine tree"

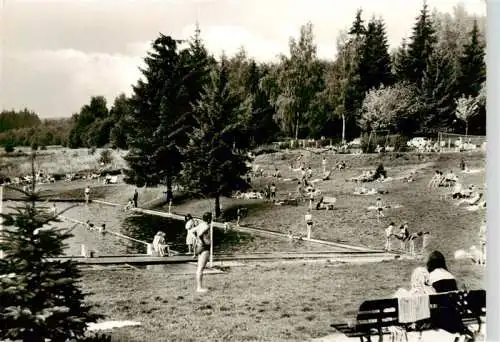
[457,19,486,98]
[419,48,457,134]
[349,9,366,36]
[401,2,437,88]
[359,17,393,92]
[124,30,212,200]
[393,38,410,83]
[180,61,250,218]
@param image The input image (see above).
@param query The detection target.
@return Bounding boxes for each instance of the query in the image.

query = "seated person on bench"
[390,267,435,341]
[425,251,475,340]
[315,196,335,210]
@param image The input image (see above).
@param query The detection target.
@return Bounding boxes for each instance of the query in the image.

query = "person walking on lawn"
[133,189,139,208]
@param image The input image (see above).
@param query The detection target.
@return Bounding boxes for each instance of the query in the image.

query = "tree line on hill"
[0,111,73,150]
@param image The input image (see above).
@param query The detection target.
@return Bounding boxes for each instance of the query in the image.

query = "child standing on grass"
[305,210,313,239]
[322,157,327,174]
[270,183,277,202]
[385,222,395,251]
[84,186,91,205]
[376,197,384,221]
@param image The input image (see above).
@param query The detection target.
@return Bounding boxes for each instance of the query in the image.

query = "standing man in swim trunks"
[193,212,212,293]
[84,186,91,205]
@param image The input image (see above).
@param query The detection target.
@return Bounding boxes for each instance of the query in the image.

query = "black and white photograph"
[0,0,491,341]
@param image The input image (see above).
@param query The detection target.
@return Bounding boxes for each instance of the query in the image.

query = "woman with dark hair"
[426,251,458,293]
[426,251,475,341]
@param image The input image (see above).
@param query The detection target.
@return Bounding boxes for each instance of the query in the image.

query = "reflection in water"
[121,214,254,255]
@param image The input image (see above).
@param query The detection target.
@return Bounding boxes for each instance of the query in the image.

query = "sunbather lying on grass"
[456,192,482,206]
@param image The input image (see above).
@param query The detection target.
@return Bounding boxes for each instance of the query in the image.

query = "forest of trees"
[0,4,486,152]
[1,4,486,150]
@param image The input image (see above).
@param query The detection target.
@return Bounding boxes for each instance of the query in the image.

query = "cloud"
[3,49,144,118]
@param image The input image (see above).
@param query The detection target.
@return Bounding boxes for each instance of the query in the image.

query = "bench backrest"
[323,196,336,204]
[355,290,486,331]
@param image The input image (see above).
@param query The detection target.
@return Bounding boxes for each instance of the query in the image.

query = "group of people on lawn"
[385,221,430,255]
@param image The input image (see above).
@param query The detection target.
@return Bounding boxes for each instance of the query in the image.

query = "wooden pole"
[209,221,214,268]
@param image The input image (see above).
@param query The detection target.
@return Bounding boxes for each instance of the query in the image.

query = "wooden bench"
[331,290,485,342]
[322,196,336,210]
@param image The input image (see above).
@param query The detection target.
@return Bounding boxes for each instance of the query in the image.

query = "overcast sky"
[1,0,486,119]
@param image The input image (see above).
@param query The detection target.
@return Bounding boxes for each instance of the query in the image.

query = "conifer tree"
[393,39,410,83]
[349,9,366,36]
[342,10,368,139]
[401,2,437,88]
[419,49,457,133]
[124,29,212,200]
[0,153,102,341]
[180,61,250,218]
[457,19,486,98]
[359,18,393,92]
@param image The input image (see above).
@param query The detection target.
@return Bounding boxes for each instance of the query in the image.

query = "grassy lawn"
[80,259,484,342]
[0,147,128,176]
